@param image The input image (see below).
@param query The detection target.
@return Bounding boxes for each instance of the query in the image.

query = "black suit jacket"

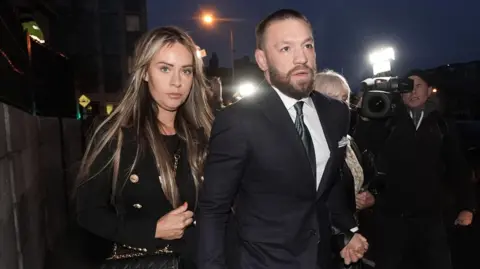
[197,87,354,269]
[76,127,204,263]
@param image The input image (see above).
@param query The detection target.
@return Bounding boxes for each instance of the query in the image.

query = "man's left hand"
[455,210,473,226]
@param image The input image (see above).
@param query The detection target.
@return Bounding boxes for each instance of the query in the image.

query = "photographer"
[353,70,475,269]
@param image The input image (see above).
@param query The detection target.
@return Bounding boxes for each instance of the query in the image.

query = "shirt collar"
[271,86,314,111]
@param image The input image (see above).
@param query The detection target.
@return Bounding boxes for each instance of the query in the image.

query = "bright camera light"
[238,82,256,97]
[369,47,395,64]
[372,61,392,76]
[369,47,395,75]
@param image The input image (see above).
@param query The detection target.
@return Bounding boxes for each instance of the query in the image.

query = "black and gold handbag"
[100,243,179,269]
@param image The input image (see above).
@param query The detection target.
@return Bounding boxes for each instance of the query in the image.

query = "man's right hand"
[340,233,369,265]
[155,202,194,240]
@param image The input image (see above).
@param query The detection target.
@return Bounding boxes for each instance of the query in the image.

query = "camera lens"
[367,96,386,113]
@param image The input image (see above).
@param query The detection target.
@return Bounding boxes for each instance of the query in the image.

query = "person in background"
[314,71,376,212]
[353,69,475,269]
[75,26,213,269]
[449,146,480,269]
[206,76,225,112]
[314,70,376,269]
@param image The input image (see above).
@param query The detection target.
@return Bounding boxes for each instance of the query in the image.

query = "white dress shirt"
[272,87,330,189]
[273,88,359,233]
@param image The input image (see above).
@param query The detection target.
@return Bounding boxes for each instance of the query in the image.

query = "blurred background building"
[2,0,148,118]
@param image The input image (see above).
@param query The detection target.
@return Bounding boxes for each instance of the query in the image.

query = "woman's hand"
[155,202,194,240]
[356,191,375,210]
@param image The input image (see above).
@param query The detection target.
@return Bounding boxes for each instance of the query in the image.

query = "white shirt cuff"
[350,227,359,233]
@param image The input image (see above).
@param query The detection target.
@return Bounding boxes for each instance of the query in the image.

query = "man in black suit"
[197,9,368,269]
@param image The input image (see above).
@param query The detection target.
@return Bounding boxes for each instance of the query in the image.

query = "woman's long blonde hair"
[77,26,213,207]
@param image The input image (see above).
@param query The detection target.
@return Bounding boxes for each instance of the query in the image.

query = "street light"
[369,47,395,76]
[202,14,214,25]
[196,48,207,58]
[199,12,235,83]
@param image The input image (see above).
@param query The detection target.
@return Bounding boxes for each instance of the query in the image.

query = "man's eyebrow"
[274,37,314,48]
[302,37,314,44]
[273,40,292,48]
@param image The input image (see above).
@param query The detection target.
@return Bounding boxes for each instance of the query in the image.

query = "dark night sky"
[147,0,480,90]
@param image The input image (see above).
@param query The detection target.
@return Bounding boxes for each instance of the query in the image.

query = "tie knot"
[294,101,304,116]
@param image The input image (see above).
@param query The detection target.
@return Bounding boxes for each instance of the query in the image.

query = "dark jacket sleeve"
[197,108,249,269]
[327,103,357,232]
[328,169,357,232]
[75,142,159,250]
[442,119,476,213]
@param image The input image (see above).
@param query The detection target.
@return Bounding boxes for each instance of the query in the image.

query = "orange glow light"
[202,14,214,24]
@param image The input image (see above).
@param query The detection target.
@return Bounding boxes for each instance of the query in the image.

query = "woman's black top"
[76,127,205,268]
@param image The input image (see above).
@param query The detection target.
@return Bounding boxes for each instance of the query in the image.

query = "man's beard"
[268,64,316,100]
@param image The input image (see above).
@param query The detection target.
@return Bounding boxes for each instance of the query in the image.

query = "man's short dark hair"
[255,9,311,49]
[406,69,432,87]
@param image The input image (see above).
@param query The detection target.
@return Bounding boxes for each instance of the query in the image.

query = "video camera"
[359,76,413,119]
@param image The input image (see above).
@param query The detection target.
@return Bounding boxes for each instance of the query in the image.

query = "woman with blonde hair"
[75,26,213,269]
[314,70,351,104]
[315,70,376,269]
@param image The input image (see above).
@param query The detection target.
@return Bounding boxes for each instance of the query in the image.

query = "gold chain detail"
[106,243,173,260]
[173,150,180,173]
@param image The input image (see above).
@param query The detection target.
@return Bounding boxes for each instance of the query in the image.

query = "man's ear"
[255,49,268,72]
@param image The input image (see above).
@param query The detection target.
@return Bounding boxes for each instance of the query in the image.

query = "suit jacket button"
[130,174,139,183]
[133,203,142,209]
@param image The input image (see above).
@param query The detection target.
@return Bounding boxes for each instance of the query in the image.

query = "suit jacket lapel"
[256,86,316,187]
[311,93,337,198]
